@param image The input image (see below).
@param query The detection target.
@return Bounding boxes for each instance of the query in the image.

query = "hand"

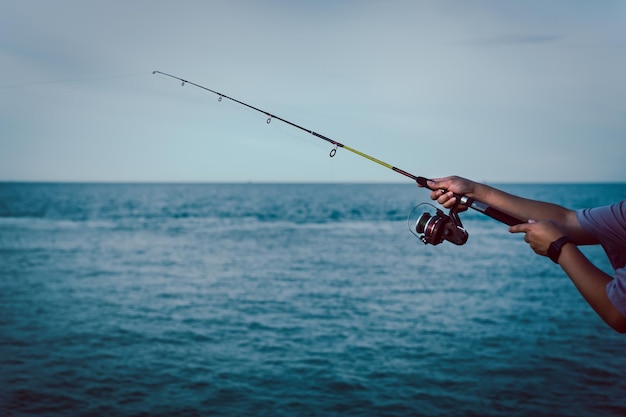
[418,175,476,210]
[509,220,566,257]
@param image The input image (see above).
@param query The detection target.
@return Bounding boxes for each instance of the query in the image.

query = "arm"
[559,243,626,333]
[510,220,626,333]
[425,176,626,332]
[425,176,598,245]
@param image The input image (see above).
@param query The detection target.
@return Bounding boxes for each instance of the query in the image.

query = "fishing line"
[153,70,525,244]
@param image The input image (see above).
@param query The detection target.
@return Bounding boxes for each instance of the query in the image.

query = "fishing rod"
[153,70,524,245]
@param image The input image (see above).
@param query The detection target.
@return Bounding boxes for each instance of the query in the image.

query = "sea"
[1,182,626,417]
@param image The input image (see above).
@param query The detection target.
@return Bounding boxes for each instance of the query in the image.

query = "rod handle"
[463,197,525,226]
[483,207,525,226]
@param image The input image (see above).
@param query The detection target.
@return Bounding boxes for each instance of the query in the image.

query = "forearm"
[429,176,580,236]
[471,182,571,224]
[558,243,626,333]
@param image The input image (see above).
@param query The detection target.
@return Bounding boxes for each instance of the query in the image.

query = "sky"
[1,0,625,183]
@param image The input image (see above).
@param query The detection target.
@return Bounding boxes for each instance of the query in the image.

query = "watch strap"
[548,236,573,264]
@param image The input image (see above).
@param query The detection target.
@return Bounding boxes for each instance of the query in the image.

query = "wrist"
[469,182,488,201]
[548,236,574,264]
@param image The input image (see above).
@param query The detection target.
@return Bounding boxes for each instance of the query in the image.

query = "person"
[423,176,626,333]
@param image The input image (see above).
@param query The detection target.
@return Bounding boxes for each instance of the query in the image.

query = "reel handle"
[416,176,524,226]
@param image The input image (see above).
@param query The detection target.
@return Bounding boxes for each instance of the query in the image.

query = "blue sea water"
[1,182,626,417]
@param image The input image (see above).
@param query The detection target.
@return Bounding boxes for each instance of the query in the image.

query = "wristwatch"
[548,236,574,264]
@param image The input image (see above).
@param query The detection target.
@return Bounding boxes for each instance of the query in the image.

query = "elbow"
[611,322,626,334]
[612,325,626,334]
[607,313,626,334]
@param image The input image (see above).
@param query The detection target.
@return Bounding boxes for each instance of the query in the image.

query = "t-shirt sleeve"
[577,201,626,318]
[606,269,626,318]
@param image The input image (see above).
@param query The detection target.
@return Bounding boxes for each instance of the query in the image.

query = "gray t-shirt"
[577,200,626,317]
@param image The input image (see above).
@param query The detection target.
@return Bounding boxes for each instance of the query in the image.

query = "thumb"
[427,178,447,191]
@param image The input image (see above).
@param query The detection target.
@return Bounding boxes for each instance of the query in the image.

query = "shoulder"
[577,200,626,228]
[576,200,626,245]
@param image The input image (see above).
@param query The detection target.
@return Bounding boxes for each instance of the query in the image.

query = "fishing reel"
[408,203,469,246]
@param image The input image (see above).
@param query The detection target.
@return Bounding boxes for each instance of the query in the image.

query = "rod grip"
[481,206,525,226]
[461,196,525,226]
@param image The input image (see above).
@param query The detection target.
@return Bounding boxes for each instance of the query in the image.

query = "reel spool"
[408,203,469,246]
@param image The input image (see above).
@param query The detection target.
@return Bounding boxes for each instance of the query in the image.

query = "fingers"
[427,177,450,191]
[416,179,449,204]
[509,222,532,233]
[415,177,449,190]
[419,178,453,203]
[509,220,568,257]
[434,190,458,208]
[417,175,471,211]
[509,221,541,254]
